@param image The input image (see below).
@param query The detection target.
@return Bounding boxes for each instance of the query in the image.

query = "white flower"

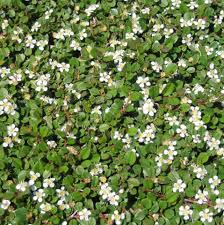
[217,147,224,158]
[70,40,81,51]
[16,181,28,192]
[107,192,119,206]
[151,61,162,72]
[33,189,45,202]
[194,19,206,30]
[99,183,112,199]
[187,1,198,10]
[125,32,136,40]
[192,134,201,143]
[44,9,53,20]
[172,179,186,192]
[195,189,208,204]
[136,76,151,89]
[40,203,52,214]
[111,210,125,225]
[0,199,11,210]
[35,74,50,92]
[205,46,214,55]
[8,71,22,85]
[164,113,180,126]
[179,205,193,220]
[0,99,17,116]
[91,105,102,115]
[43,178,55,188]
[122,133,132,149]
[178,59,187,68]
[25,35,36,48]
[36,40,48,51]
[47,140,57,149]
[3,136,14,148]
[153,24,164,33]
[79,29,87,40]
[163,28,174,38]
[7,124,19,137]
[141,98,156,116]
[207,63,220,82]
[132,12,143,34]
[207,137,220,150]
[141,7,150,14]
[164,148,177,161]
[214,198,224,212]
[78,208,91,221]
[192,84,204,94]
[29,171,40,186]
[56,186,69,200]
[176,124,188,137]
[57,199,69,210]
[57,62,70,72]
[0,67,10,78]
[85,4,99,16]
[90,163,103,176]
[113,131,123,140]
[208,176,221,189]
[193,165,207,179]
[181,97,191,104]
[199,209,213,223]
[31,22,41,32]
[171,0,181,9]
[99,71,111,83]
[1,19,9,30]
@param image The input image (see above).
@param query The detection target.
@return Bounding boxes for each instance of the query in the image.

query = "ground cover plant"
[0,0,224,224]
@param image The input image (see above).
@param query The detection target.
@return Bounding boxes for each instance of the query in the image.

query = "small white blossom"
[173,179,186,192]
[40,203,52,214]
[29,171,40,186]
[43,178,55,188]
[31,22,41,32]
[0,199,11,210]
[179,205,193,220]
[199,209,213,223]
[7,124,19,137]
[176,124,188,137]
[16,181,28,192]
[195,189,208,204]
[214,198,224,213]
[111,210,125,225]
[78,208,91,221]
[33,189,45,202]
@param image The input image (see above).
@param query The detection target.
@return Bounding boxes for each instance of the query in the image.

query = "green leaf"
[99,124,110,132]
[135,209,147,221]
[128,178,140,188]
[164,63,177,75]
[163,83,175,96]
[197,152,209,165]
[39,126,49,137]
[14,207,27,224]
[149,85,159,98]
[166,97,180,105]
[80,147,90,160]
[166,192,179,203]
[125,151,136,166]
[128,127,138,136]
[141,198,152,209]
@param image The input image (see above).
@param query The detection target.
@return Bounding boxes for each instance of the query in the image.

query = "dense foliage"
[0,0,224,224]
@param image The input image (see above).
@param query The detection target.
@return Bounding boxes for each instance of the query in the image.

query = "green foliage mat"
[0,0,224,224]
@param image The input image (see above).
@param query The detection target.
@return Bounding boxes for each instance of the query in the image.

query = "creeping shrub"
[0,0,224,224]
